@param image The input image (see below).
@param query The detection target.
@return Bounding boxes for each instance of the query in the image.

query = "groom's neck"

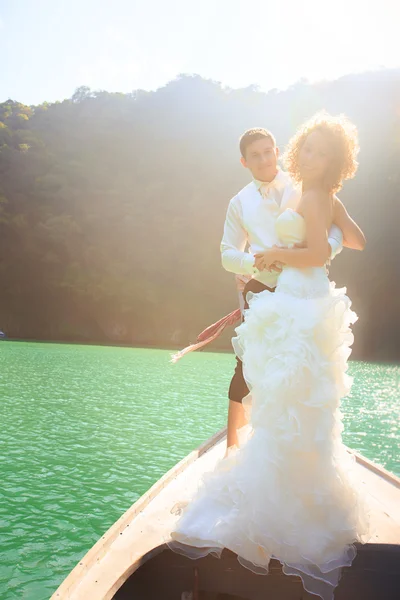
[251,167,279,183]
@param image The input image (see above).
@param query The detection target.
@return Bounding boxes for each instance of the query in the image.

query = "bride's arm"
[255,191,332,269]
[333,197,366,250]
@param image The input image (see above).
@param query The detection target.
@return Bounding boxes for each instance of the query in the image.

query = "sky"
[1,0,399,106]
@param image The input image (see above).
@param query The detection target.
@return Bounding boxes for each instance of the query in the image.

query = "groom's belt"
[242,279,275,309]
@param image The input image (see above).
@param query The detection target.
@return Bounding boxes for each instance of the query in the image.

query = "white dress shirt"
[221,169,343,289]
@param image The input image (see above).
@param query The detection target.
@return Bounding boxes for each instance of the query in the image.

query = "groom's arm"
[221,197,257,276]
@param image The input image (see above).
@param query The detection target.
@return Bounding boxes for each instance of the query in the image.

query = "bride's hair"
[283,112,359,193]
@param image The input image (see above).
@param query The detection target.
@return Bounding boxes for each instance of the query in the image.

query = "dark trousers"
[228,279,275,403]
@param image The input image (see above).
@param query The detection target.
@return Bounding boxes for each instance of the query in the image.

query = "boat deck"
[52,429,400,600]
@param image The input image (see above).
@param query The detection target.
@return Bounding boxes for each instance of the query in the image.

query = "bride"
[168,113,370,600]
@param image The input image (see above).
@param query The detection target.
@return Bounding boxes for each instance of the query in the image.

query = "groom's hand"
[268,261,284,273]
[254,250,281,272]
[253,254,265,271]
[254,242,305,271]
[254,246,284,272]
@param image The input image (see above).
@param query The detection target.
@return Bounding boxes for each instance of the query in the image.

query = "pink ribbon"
[170,308,241,363]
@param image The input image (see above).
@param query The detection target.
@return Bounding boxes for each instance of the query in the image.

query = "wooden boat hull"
[52,429,400,600]
[114,543,400,600]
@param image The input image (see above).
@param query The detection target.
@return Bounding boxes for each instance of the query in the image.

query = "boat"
[52,428,400,600]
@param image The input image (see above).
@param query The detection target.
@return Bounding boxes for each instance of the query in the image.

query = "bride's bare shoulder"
[298,189,331,215]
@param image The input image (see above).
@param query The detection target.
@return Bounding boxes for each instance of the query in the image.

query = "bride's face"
[298,130,332,185]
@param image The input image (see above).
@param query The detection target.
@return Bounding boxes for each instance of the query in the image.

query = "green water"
[0,342,399,600]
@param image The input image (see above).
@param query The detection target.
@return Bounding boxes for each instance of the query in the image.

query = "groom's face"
[241,138,279,182]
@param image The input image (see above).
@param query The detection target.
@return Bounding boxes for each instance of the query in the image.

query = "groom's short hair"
[240,128,276,158]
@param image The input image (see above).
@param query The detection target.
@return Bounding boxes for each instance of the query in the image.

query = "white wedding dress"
[169,209,369,600]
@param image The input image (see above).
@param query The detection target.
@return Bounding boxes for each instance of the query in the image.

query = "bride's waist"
[277,266,329,295]
[281,265,327,276]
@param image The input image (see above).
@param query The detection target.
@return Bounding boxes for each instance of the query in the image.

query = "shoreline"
[2,337,399,364]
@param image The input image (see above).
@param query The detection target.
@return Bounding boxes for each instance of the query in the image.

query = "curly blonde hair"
[283,112,359,193]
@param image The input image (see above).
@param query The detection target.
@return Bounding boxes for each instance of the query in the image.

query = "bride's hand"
[254,249,278,272]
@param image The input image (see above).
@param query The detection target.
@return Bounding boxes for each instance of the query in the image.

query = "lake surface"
[0,342,398,599]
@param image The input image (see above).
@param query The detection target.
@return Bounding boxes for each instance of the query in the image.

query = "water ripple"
[0,342,398,599]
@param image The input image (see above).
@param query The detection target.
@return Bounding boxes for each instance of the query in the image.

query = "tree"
[0,71,399,360]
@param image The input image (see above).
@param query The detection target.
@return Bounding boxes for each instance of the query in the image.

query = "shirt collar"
[253,168,288,191]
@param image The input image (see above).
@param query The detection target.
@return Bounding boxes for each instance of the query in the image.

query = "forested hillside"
[0,70,399,360]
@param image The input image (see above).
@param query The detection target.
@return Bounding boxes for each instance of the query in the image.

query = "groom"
[221,128,343,449]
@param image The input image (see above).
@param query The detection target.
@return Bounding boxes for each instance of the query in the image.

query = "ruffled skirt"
[169,270,369,599]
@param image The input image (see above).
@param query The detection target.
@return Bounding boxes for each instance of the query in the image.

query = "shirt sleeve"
[220,197,257,276]
[327,224,343,259]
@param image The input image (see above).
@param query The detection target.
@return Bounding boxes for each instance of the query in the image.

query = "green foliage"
[0,72,399,359]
